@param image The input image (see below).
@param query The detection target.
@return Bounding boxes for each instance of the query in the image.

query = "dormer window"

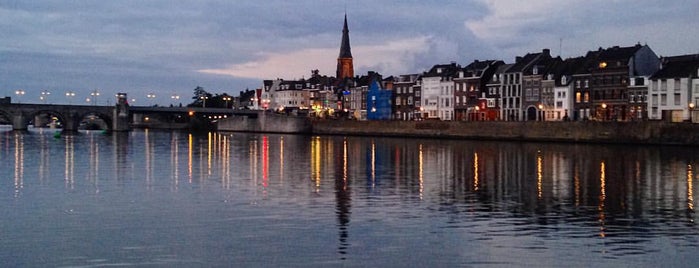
[533,66,539,75]
[561,76,567,85]
[437,68,442,74]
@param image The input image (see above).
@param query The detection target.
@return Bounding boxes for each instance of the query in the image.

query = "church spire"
[336,13,354,80]
[339,14,352,58]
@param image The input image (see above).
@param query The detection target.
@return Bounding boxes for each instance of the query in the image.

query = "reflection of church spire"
[335,139,351,259]
[336,13,354,80]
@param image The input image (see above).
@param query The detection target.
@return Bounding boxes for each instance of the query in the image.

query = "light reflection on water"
[0,126,698,267]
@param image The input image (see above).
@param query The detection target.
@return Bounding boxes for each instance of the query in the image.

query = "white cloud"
[198,36,431,80]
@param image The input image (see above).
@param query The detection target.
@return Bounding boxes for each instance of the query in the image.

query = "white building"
[648,55,699,122]
[421,63,459,120]
[261,79,310,111]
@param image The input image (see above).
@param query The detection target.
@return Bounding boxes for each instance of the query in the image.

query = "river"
[0,126,697,267]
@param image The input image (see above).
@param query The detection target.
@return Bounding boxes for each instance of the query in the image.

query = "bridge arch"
[0,108,12,125]
[26,109,70,128]
[76,110,114,131]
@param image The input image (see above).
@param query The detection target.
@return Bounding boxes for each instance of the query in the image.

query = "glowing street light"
[200,95,209,108]
[690,102,695,123]
[171,94,180,106]
[14,89,25,103]
[40,90,50,104]
[90,89,100,105]
[147,93,156,106]
[222,96,232,108]
[65,91,76,104]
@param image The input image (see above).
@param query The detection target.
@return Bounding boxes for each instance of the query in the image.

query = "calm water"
[1,126,698,267]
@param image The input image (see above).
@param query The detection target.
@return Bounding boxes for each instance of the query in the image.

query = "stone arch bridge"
[0,101,258,132]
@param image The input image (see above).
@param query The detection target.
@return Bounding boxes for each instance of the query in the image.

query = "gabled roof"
[651,54,699,79]
[597,44,643,61]
[486,63,514,84]
[507,49,552,74]
[463,60,503,77]
[423,62,461,78]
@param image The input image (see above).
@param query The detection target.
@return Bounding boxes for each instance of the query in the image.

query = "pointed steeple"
[336,13,355,81]
[339,14,352,58]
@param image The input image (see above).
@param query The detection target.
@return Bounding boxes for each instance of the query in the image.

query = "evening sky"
[1,0,697,105]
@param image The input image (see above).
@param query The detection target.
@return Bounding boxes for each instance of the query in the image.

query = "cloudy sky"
[1,0,697,105]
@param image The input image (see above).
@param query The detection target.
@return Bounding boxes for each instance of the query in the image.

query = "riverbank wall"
[311,120,699,145]
[217,112,312,134]
[218,115,699,145]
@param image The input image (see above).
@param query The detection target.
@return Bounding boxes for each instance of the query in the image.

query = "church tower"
[336,14,354,80]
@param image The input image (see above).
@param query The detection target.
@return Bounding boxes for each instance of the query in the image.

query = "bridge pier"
[12,113,27,131]
[113,93,130,131]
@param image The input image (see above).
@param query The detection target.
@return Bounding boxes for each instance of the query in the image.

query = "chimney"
[516,56,523,63]
[542,49,550,57]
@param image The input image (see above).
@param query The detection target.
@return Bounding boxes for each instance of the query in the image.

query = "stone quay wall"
[311,120,699,146]
[218,112,312,134]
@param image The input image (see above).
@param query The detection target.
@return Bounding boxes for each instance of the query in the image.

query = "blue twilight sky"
[1,0,697,105]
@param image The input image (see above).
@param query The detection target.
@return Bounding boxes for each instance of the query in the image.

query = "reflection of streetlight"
[90,89,100,106]
[40,90,50,104]
[66,91,75,104]
[147,93,156,106]
[689,102,695,123]
[14,90,25,103]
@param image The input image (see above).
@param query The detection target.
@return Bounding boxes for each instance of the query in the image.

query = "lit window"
[599,62,607,68]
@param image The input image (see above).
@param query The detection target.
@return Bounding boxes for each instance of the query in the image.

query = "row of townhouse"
[254,44,699,122]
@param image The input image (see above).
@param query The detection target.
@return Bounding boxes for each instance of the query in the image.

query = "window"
[576,81,581,88]
[584,80,589,88]
[674,94,681,106]
[576,92,581,103]
[661,94,667,106]
[675,79,681,92]
[561,76,567,85]
[661,80,667,91]
[651,95,658,106]
[584,92,589,103]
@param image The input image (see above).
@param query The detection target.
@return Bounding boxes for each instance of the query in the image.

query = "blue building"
[366,79,392,120]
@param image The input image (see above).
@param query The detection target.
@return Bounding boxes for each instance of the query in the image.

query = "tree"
[188,86,212,107]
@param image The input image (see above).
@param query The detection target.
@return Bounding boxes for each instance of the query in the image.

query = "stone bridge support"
[12,113,27,131]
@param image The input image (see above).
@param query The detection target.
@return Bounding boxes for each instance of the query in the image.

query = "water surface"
[0,126,697,267]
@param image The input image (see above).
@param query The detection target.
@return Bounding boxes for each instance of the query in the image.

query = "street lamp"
[200,95,208,108]
[40,90,50,104]
[90,89,100,106]
[146,93,156,106]
[66,91,75,104]
[171,94,180,106]
[601,103,608,121]
[689,102,695,123]
[14,89,25,103]
[222,96,232,108]
[538,103,544,121]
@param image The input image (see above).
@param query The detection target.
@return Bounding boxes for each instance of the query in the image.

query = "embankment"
[311,120,699,145]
